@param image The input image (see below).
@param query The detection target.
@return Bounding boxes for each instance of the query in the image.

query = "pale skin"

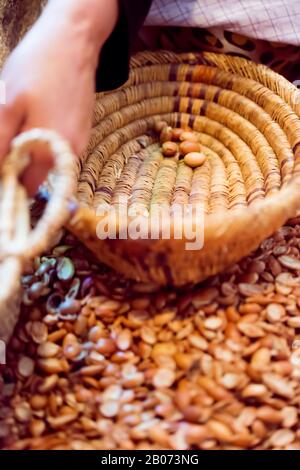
[0,0,119,194]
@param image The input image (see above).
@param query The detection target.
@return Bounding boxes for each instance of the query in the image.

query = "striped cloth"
[145,0,300,46]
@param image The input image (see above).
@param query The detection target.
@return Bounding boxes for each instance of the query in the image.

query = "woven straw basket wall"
[67,50,300,286]
[2,1,300,291]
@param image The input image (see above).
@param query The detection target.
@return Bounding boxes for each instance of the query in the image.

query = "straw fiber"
[67,51,300,286]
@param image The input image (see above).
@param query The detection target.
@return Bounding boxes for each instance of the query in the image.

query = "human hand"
[0,0,118,194]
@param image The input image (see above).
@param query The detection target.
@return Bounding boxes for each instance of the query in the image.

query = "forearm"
[40,0,119,65]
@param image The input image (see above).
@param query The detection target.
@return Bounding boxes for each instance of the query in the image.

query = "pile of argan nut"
[154,121,207,168]
[3,221,300,450]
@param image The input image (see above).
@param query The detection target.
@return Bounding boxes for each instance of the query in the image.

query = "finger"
[0,102,24,162]
[20,141,54,197]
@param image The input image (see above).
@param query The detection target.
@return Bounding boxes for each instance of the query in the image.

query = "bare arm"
[0,0,118,194]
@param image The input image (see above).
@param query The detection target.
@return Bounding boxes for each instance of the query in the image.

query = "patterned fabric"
[145,0,300,45]
[0,0,300,84]
[137,0,300,82]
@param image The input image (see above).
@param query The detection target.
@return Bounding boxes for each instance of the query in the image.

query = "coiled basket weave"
[67,51,300,287]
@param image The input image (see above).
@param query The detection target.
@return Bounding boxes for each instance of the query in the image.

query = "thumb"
[19,125,54,197]
[0,104,53,197]
[20,142,54,197]
[0,101,24,163]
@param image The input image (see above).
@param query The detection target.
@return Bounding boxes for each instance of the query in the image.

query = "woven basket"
[67,50,300,286]
[0,129,77,342]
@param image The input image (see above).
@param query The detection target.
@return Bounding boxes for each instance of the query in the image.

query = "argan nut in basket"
[179,141,202,155]
[67,51,300,287]
[184,152,206,168]
[162,141,178,157]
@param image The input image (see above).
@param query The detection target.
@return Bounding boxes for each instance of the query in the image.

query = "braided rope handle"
[0,128,77,341]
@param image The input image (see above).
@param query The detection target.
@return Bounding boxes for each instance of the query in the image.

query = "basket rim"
[69,177,300,244]
[73,51,300,242]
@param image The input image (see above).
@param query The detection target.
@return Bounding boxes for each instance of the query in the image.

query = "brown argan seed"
[242,384,268,398]
[179,131,199,142]
[152,368,176,389]
[37,358,65,374]
[14,404,32,423]
[266,303,285,323]
[160,126,173,143]
[116,329,132,351]
[251,347,271,370]
[179,141,201,155]
[30,321,48,344]
[29,420,46,438]
[203,316,223,331]
[47,412,78,429]
[207,419,233,443]
[269,429,295,448]
[30,395,48,410]
[18,356,35,378]
[278,255,300,271]
[262,373,294,399]
[154,120,168,134]
[161,141,178,157]
[220,373,240,390]
[37,342,60,358]
[172,128,184,141]
[184,152,206,168]
[281,407,298,428]
[100,401,120,418]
